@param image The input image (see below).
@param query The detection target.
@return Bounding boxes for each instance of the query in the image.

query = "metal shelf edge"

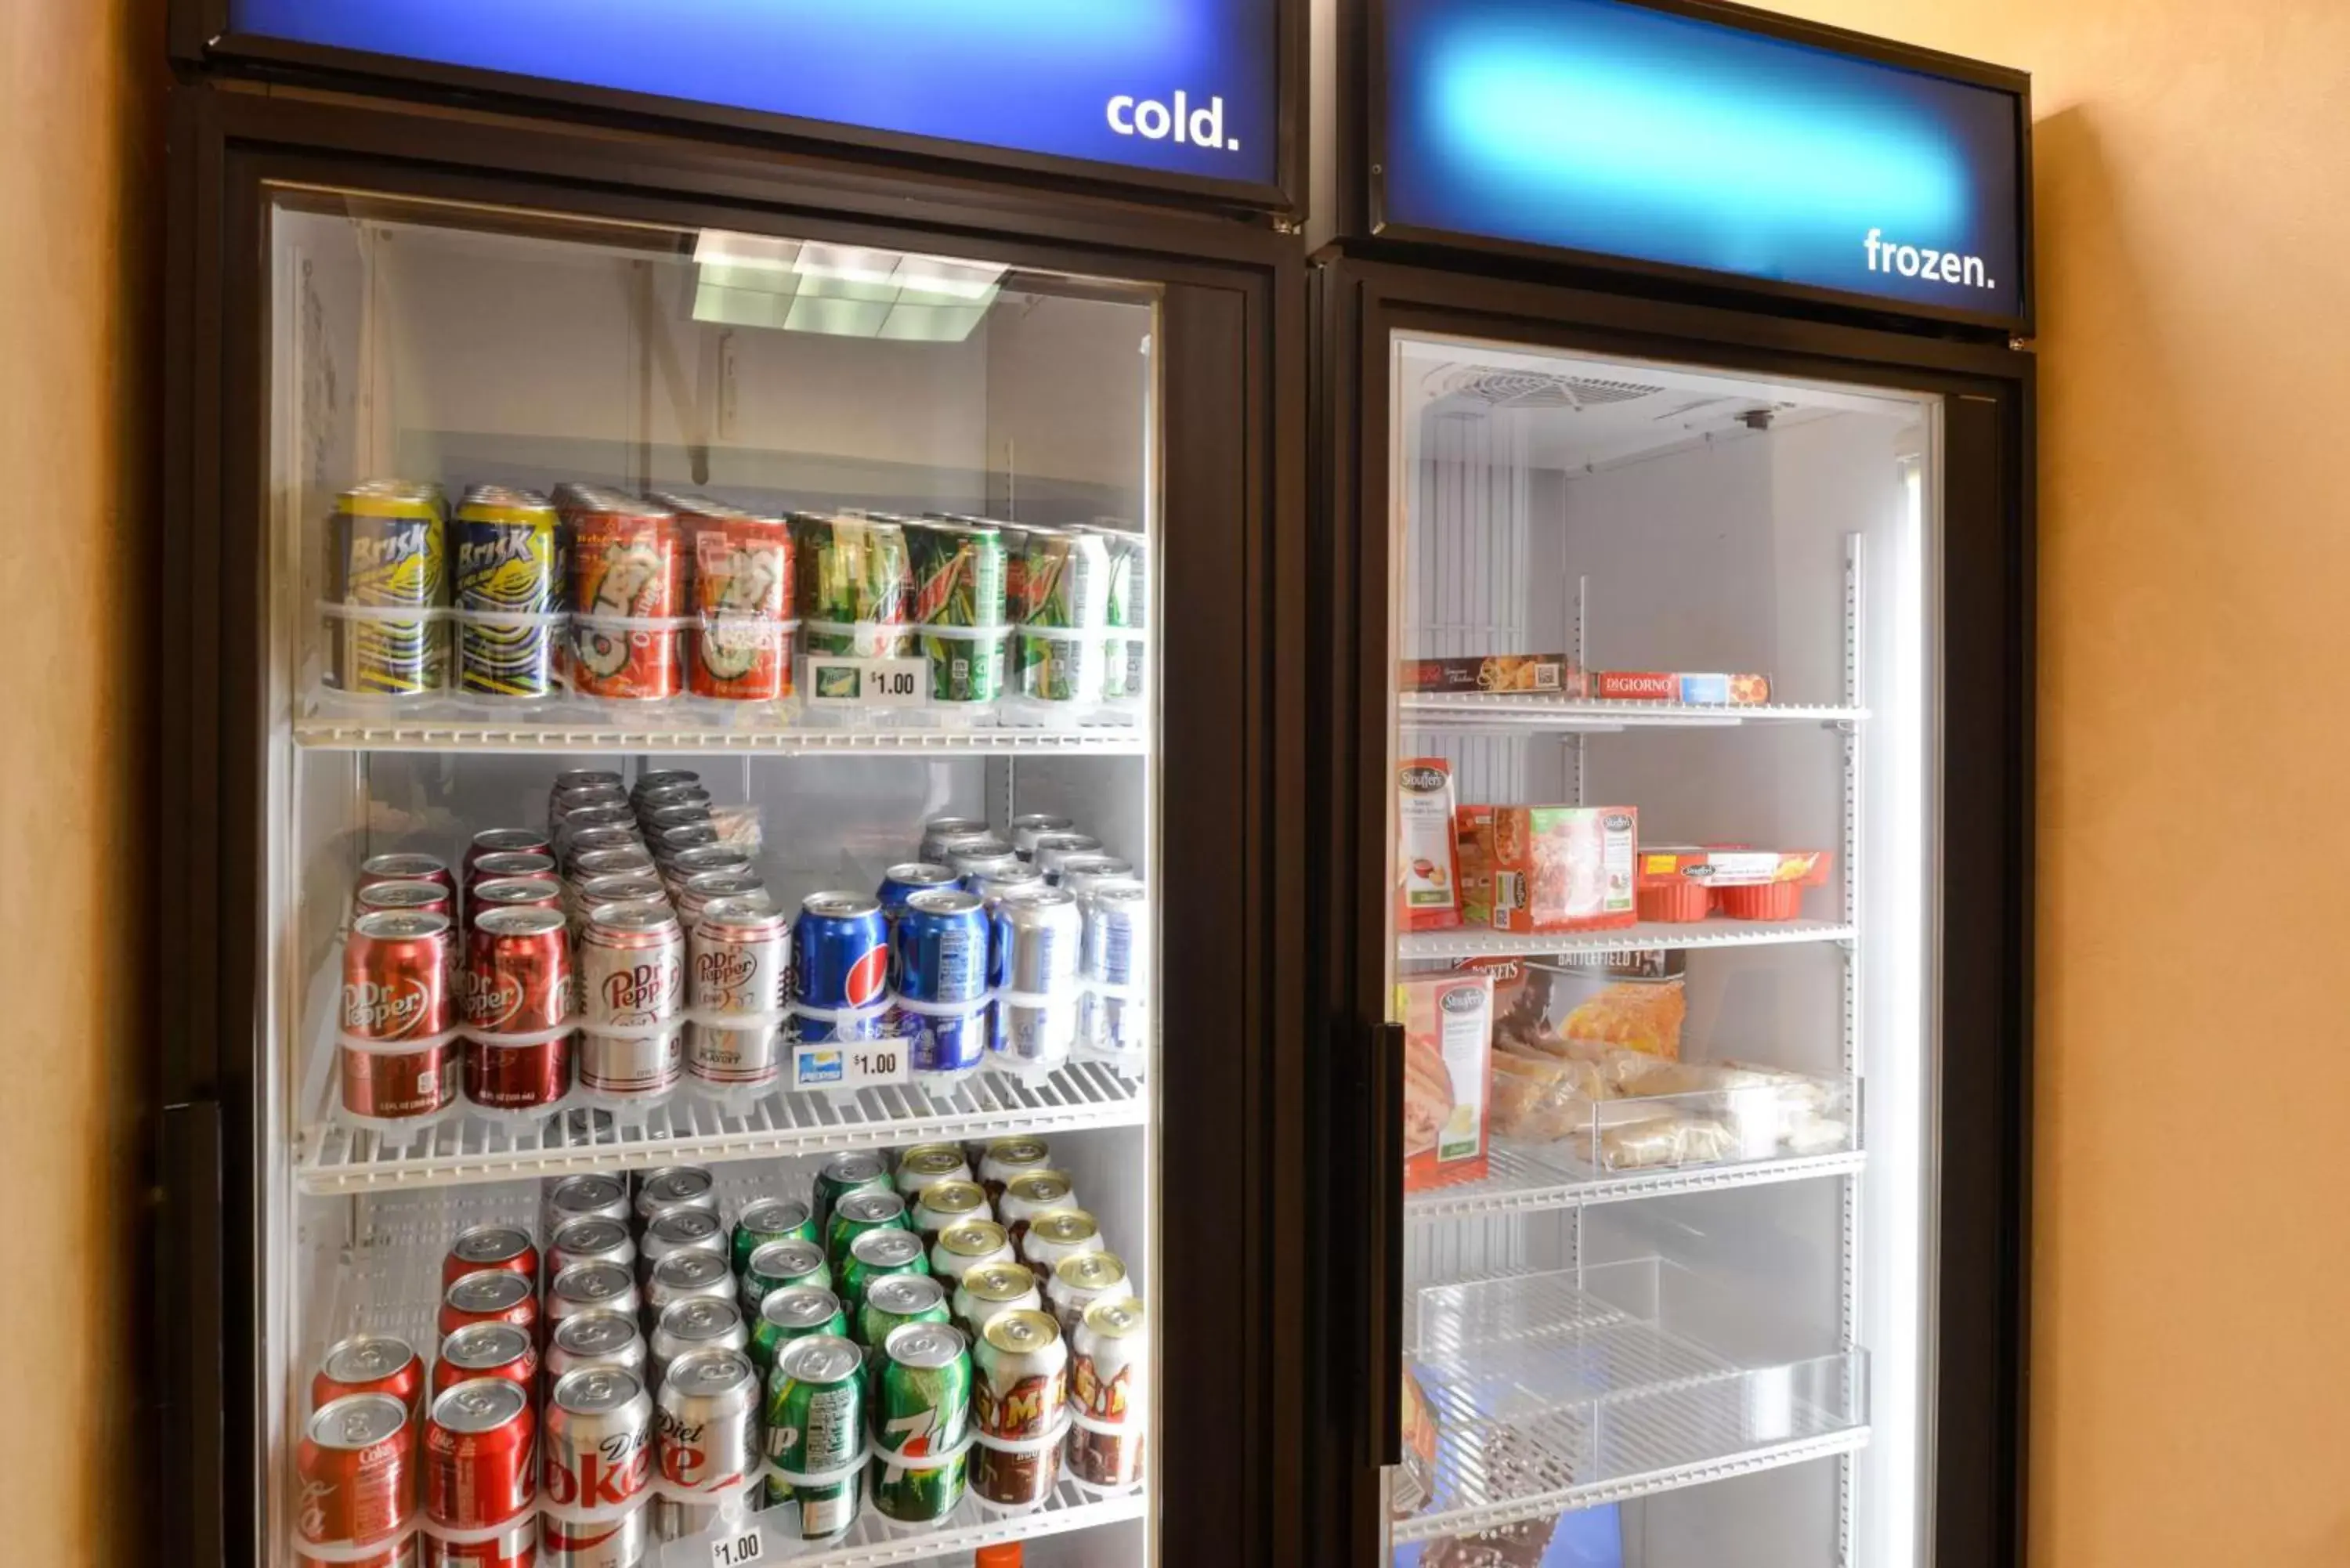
[1405,1148,1867,1221]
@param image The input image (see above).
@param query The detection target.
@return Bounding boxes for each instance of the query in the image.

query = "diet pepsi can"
[1006,813,1075,862]
[1082,882,1148,1057]
[991,887,1082,1070]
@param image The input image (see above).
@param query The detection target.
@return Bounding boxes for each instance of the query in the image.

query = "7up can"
[750,1284,850,1381]
[858,1273,953,1357]
[765,1334,866,1534]
[871,1321,971,1524]
[1014,526,1111,705]
[794,512,913,657]
[906,518,1007,704]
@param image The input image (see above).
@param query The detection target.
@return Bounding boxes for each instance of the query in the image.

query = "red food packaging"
[1454,805,1495,927]
[1396,971,1493,1190]
[1396,758,1462,931]
[1487,807,1639,934]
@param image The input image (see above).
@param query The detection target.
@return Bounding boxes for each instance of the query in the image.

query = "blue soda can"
[877,862,961,924]
[794,893,891,1027]
[895,890,991,1004]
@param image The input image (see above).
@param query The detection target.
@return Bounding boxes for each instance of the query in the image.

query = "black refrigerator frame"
[1302,186,2036,1568]
[154,72,1311,1568]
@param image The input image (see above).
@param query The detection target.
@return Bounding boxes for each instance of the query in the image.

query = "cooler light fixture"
[690,230,1004,341]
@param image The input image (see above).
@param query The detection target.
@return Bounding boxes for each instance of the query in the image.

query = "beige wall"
[0,1,159,1563]
[1748,2,2350,1563]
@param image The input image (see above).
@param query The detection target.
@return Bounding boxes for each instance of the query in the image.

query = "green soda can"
[1092,522,1148,703]
[326,481,446,695]
[812,1151,893,1236]
[826,1190,913,1271]
[765,1332,867,1533]
[743,1237,830,1314]
[750,1283,850,1380]
[857,1271,953,1355]
[1014,525,1111,704]
[906,518,1007,705]
[452,485,562,698]
[841,1225,932,1321]
[870,1321,971,1523]
[794,511,913,657]
[733,1198,820,1277]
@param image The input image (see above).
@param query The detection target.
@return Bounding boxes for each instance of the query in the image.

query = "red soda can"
[358,880,457,923]
[344,912,457,1042]
[424,1378,536,1537]
[464,828,554,881]
[464,909,572,1035]
[467,877,566,933]
[439,1270,539,1345]
[434,1321,539,1398]
[465,851,558,902]
[298,1393,416,1558]
[313,1335,426,1430]
[443,1225,539,1291]
[689,510,794,701]
[360,852,457,901]
[569,497,685,700]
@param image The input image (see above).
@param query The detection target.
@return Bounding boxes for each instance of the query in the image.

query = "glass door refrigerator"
[1305,3,2034,1566]
[154,8,1307,1567]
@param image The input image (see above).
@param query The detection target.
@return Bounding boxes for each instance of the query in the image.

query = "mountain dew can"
[765,1333,866,1532]
[1014,526,1110,704]
[794,512,912,656]
[907,519,1007,704]
[871,1321,971,1523]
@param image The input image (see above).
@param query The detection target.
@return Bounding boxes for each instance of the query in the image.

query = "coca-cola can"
[577,902,684,1100]
[465,828,555,879]
[439,1270,539,1345]
[313,1335,425,1433]
[543,1172,629,1234]
[688,899,790,1091]
[359,852,457,900]
[443,1227,539,1291]
[433,1321,539,1398]
[425,1378,534,1525]
[545,1310,648,1395]
[298,1393,416,1557]
[548,1217,636,1278]
[357,880,456,923]
[344,912,457,1042]
[548,1261,642,1332]
[541,1370,653,1555]
[467,876,565,931]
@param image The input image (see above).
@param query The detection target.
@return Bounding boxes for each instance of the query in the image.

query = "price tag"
[804,655,927,709]
[790,1039,909,1091]
[710,1523,768,1566]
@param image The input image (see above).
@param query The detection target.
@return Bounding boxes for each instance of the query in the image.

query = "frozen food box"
[1454,804,1495,927]
[1396,758,1462,931]
[1401,652,1585,696]
[1485,806,1638,934]
[1592,670,1771,705]
[1397,970,1495,1190]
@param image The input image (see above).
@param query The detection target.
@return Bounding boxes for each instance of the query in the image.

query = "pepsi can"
[793,892,891,1040]
[990,887,1082,1070]
[877,862,961,923]
[896,890,992,1082]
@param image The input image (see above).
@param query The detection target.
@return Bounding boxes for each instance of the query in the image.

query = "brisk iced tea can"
[443,1226,539,1292]
[950,1263,1043,1346]
[453,486,563,699]
[545,1310,647,1396]
[762,1334,866,1528]
[971,1307,1068,1509]
[432,1321,539,1398]
[543,1172,629,1234]
[326,482,446,698]
[918,815,991,865]
[688,898,790,1092]
[1006,813,1074,862]
[548,1218,636,1281]
[540,1367,653,1563]
[314,1335,426,1433]
[298,1392,417,1562]
[906,517,1007,705]
[439,1270,538,1346]
[424,1377,536,1553]
[568,493,685,701]
[870,1321,970,1523]
[689,508,794,702]
[1014,526,1110,704]
[792,511,913,657]
[577,901,685,1102]
[653,1348,762,1541]
[1068,1296,1148,1491]
[989,888,1082,1070]
[790,892,890,1040]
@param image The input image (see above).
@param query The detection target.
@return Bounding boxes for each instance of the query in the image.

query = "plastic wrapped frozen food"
[1487,806,1637,934]
[1487,1050,1604,1141]
[1551,951,1686,1060]
[1570,1108,1741,1171]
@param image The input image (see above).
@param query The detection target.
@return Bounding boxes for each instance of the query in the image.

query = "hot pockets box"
[1486,806,1639,934]
[1397,972,1494,1191]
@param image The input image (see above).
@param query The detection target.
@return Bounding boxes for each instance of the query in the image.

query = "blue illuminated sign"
[1381,0,2026,321]
[229,0,1278,188]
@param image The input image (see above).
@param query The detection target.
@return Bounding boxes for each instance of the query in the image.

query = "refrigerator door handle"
[157,1100,225,1567]
[1365,1017,1406,1469]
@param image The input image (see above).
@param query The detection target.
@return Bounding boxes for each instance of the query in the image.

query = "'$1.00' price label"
[710,1522,767,1566]
[804,654,927,709]
[790,1039,909,1091]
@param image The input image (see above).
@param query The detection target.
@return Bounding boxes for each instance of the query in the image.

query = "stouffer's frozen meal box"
[1397,971,1494,1191]
[1482,806,1639,934]
[1396,758,1462,931]
[1592,670,1771,705]
[1401,652,1586,696]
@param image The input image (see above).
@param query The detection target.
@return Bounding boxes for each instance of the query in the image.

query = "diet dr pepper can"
[578,901,685,1103]
[689,898,790,1093]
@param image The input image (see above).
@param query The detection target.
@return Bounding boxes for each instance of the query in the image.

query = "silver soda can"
[545,1310,648,1393]
[628,768,700,802]
[642,800,714,832]
[1020,1209,1104,1277]
[649,1296,750,1394]
[1006,813,1075,862]
[650,821,721,864]
[1082,880,1149,1057]
[640,1208,728,1284]
[919,815,992,865]
[989,887,1082,1069]
[969,862,1045,910]
[1068,1297,1149,1492]
[1029,833,1104,886]
[634,1165,719,1226]
[653,1348,762,1542]
[541,1367,654,1563]
[549,1261,642,1333]
[663,844,754,898]
[677,871,772,926]
[948,846,1021,883]
[549,1216,638,1280]
[974,1136,1053,1204]
[646,1249,738,1327]
[544,1172,631,1234]
[574,874,669,926]
[688,898,790,1093]
[1058,855,1137,905]
[577,901,685,1101]
[1047,1250,1135,1340]
[551,770,626,811]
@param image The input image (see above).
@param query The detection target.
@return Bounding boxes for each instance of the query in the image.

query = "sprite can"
[732,1198,819,1277]
[870,1321,971,1523]
[743,1237,830,1313]
[750,1284,850,1380]
[859,1271,953,1355]
[1014,525,1111,704]
[826,1189,912,1270]
[906,518,1007,704]
[325,480,447,695]
[765,1332,866,1534]
[812,1151,893,1235]
[841,1225,932,1321]
[794,511,913,657]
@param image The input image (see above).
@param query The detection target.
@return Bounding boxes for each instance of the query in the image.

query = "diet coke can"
[540,1368,653,1566]
[298,1393,417,1563]
[577,901,685,1102]
[545,1310,647,1394]
[433,1321,539,1398]
[543,1172,629,1234]
[688,898,790,1092]
[424,1378,535,1555]
[548,1217,636,1279]
[648,1297,750,1395]
[652,1348,761,1541]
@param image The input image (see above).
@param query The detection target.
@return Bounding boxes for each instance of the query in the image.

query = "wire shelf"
[1401,693,1865,734]
[1405,1141,1867,1223]
[298,1060,1147,1194]
[1397,918,1854,963]
[295,713,1148,757]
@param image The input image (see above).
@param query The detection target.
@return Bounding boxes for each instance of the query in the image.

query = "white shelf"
[653,1483,1145,1567]
[1397,917,1854,963]
[1393,1264,1868,1541]
[294,713,1147,757]
[1405,1141,1867,1223]
[1400,693,1864,734]
[298,1060,1146,1194]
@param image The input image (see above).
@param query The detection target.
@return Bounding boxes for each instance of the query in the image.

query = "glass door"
[1378,331,1940,1568]
[265,187,1174,1568]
